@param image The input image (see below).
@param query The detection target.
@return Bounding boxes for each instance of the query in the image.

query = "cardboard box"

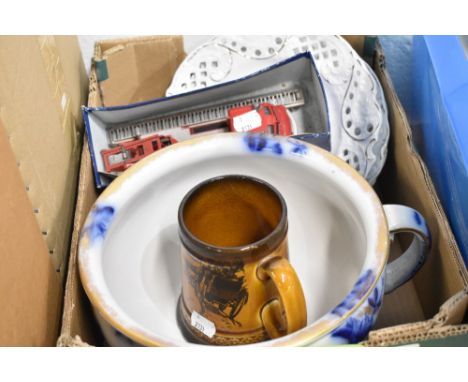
[411,36,468,267]
[58,36,468,347]
[0,36,88,345]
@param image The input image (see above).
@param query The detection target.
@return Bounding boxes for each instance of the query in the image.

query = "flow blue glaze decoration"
[244,134,308,157]
[290,141,308,156]
[331,269,375,317]
[330,275,384,344]
[244,134,272,153]
[413,209,432,249]
[272,142,283,155]
[413,211,422,226]
[83,205,115,243]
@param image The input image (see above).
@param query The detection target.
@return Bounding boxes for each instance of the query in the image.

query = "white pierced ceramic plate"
[167,36,389,185]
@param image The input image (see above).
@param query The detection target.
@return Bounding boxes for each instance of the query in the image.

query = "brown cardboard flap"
[93,36,185,107]
[0,121,62,346]
[364,289,468,346]
[373,41,468,321]
[0,36,87,277]
[59,136,100,345]
[54,36,89,117]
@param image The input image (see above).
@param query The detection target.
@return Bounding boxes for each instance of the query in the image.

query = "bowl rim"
[78,132,389,346]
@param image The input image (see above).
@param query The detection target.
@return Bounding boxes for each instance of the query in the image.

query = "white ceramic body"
[78,133,429,346]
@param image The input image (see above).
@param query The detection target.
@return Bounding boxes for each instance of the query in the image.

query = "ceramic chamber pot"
[78,133,430,346]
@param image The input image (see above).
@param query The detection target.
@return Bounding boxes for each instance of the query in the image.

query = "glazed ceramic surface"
[178,175,306,345]
[166,35,389,185]
[78,133,429,346]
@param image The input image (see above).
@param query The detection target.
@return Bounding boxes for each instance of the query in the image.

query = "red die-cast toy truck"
[101,134,177,173]
[101,103,292,174]
[227,103,293,135]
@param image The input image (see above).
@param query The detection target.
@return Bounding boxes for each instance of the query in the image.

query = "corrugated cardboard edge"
[57,335,92,347]
[0,119,62,346]
[363,288,468,346]
[58,36,468,347]
[58,136,99,347]
[58,41,104,348]
[58,47,101,346]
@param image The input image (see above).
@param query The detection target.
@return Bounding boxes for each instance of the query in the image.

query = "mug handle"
[257,256,307,339]
[383,204,431,294]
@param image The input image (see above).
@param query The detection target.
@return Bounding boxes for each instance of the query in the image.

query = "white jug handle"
[383,204,431,294]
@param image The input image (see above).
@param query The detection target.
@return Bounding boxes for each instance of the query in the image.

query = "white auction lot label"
[191,311,216,338]
[232,110,262,132]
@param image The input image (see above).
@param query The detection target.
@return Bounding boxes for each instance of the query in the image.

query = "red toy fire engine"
[101,134,177,173]
[186,103,293,136]
[101,103,293,174]
[227,103,293,135]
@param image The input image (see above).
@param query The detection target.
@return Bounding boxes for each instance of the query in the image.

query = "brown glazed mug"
[177,174,307,345]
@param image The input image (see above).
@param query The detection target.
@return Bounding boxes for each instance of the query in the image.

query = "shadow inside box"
[371,159,426,329]
[372,238,425,329]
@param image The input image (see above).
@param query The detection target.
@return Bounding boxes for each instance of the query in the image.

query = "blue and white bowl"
[78,133,430,346]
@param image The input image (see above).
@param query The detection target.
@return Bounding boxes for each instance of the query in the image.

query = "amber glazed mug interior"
[177,174,307,345]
